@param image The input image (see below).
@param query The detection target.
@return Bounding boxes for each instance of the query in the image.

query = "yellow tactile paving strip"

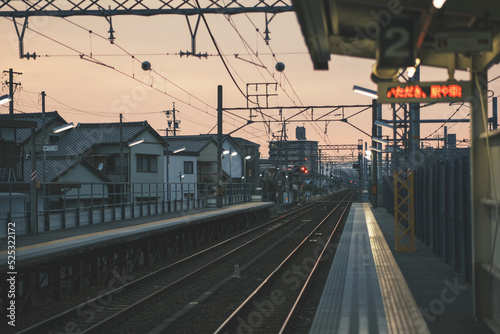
[364,203,430,334]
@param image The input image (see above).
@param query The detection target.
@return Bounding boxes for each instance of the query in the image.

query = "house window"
[48,134,60,144]
[137,154,158,173]
[184,161,194,174]
[106,153,128,174]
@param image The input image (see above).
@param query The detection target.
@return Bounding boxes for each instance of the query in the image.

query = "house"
[0,118,37,223]
[42,121,168,210]
[164,135,216,185]
[163,139,200,201]
[0,111,69,181]
[45,121,166,184]
[164,134,251,185]
[233,136,260,192]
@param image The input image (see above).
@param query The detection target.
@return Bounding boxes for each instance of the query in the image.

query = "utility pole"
[163,111,171,212]
[217,85,223,208]
[3,68,22,115]
[30,126,37,235]
[163,102,180,136]
[119,113,124,179]
[41,91,48,230]
[41,91,46,182]
[119,113,125,217]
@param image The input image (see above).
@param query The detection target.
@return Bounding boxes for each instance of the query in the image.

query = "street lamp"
[173,147,186,154]
[433,0,447,9]
[223,148,238,205]
[164,145,187,212]
[222,149,238,182]
[0,94,12,105]
[243,155,251,202]
[53,122,74,133]
[352,85,378,99]
[128,138,144,147]
[244,155,251,184]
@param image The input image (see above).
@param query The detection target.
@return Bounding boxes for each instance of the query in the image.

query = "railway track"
[213,192,353,334]
[17,190,354,334]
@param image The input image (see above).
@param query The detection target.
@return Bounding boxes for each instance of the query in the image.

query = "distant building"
[296,126,306,140]
[268,127,318,176]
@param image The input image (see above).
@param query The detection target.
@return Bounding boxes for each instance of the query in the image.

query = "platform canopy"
[292,0,500,74]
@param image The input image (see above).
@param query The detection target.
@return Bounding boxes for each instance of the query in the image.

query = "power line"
[4,17,283,144]
[58,16,264,138]
[242,13,333,145]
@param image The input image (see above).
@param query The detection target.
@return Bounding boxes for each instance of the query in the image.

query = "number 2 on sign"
[384,27,410,58]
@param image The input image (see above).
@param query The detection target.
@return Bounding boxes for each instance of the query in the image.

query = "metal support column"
[470,68,493,322]
[371,99,378,208]
[30,127,37,235]
[216,85,223,208]
[394,171,415,252]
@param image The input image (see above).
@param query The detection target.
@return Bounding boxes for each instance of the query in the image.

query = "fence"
[381,152,472,280]
[0,181,253,238]
[414,155,472,280]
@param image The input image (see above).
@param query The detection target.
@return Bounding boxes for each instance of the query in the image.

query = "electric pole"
[163,102,181,136]
[3,68,22,115]
[41,91,46,182]
[217,86,223,208]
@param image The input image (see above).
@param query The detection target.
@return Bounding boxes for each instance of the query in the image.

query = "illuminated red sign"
[378,81,471,103]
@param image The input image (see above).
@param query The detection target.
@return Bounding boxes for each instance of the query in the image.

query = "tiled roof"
[46,121,149,157]
[23,156,108,182]
[0,111,67,144]
[163,135,216,153]
[233,137,260,147]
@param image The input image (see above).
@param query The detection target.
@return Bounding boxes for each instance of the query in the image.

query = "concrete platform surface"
[371,206,493,334]
[0,202,274,269]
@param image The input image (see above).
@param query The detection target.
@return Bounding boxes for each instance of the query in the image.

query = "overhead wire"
[30,51,309,58]
[60,17,215,113]
[241,12,334,145]
[5,16,259,136]
[58,15,262,137]
[194,4,275,141]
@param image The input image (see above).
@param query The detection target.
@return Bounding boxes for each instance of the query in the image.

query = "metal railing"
[0,181,254,238]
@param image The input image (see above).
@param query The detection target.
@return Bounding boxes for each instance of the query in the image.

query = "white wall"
[168,155,197,200]
[129,131,165,184]
[57,163,109,200]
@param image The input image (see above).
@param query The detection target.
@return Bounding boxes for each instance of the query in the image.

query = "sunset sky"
[1,10,499,156]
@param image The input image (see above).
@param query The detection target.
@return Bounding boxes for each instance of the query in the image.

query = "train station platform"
[0,202,274,270]
[310,203,493,334]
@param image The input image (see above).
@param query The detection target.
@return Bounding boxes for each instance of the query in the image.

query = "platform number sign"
[378,18,415,69]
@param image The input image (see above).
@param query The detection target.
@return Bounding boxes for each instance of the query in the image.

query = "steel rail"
[278,192,353,333]
[17,194,336,334]
[213,191,354,334]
